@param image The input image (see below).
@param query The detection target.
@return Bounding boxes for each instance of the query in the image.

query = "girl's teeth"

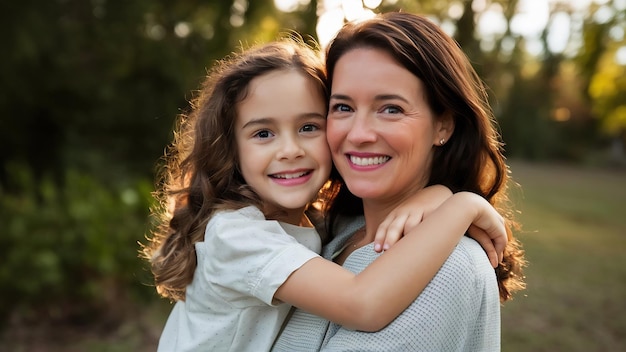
[274,171,308,179]
[350,156,390,166]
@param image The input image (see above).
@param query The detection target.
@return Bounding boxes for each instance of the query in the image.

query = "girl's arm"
[373,184,452,252]
[374,185,504,267]
[274,191,505,332]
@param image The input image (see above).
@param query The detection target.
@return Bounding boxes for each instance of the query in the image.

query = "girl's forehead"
[235,70,326,127]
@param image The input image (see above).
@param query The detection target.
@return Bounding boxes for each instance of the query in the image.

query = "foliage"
[589,47,626,135]
[0,0,320,191]
[0,163,155,325]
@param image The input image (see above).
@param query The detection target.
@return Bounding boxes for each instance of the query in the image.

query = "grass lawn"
[502,160,626,351]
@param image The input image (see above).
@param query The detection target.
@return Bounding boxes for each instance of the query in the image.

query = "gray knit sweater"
[272,216,501,352]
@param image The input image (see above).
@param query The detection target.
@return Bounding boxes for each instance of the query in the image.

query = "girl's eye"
[300,123,320,133]
[253,130,273,139]
[382,105,402,114]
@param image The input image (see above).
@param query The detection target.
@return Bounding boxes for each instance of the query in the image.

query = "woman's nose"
[346,114,377,144]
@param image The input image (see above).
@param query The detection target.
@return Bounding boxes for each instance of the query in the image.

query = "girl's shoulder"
[203,206,266,242]
[210,205,266,223]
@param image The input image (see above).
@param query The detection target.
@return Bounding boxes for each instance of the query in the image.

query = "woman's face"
[327,47,452,205]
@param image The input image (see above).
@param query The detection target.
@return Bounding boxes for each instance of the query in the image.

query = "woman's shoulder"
[454,236,495,267]
[436,236,497,288]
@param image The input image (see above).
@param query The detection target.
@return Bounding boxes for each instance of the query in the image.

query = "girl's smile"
[269,168,314,186]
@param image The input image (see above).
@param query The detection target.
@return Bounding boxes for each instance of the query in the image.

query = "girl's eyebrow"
[301,113,327,120]
[241,117,274,129]
[241,113,326,129]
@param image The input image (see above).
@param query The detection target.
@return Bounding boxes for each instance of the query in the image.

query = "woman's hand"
[373,185,452,252]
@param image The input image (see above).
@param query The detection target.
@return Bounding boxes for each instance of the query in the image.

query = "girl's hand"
[373,185,452,252]
[458,192,507,268]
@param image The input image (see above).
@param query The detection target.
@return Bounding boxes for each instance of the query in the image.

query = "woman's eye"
[253,130,273,139]
[331,103,352,113]
[382,105,402,114]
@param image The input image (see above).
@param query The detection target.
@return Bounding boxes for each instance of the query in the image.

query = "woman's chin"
[344,183,386,200]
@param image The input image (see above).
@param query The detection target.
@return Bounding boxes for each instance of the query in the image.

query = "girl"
[142,37,507,352]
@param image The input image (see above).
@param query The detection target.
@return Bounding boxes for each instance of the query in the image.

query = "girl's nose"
[276,135,305,160]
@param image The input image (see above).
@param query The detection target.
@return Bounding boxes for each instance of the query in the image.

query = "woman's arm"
[274,191,505,331]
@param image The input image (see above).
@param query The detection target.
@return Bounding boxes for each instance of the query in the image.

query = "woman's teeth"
[349,155,390,166]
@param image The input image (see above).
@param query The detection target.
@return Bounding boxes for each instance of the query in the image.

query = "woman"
[272,12,526,351]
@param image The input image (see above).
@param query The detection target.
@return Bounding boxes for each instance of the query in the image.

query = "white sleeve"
[198,207,320,306]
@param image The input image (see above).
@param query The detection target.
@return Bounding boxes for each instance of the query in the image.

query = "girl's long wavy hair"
[321,12,526,302]
[141,37,328,302]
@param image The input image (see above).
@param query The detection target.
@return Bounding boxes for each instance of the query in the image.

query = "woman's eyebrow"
[329,93,351,101]
[330,93,409,103]
[373,94,409,103]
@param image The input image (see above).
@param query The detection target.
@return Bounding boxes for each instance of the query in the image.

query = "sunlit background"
[293,0,626,60]
[0,0,624,351]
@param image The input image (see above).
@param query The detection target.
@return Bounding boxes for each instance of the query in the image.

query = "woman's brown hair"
[323,12,526,302]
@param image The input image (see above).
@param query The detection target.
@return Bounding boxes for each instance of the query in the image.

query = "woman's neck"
[360,188,426,241]
[361,200,397,242]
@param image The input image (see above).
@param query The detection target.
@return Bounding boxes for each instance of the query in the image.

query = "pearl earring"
[439,138,446,146]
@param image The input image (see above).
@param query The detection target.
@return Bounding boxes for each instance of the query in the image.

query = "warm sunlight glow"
[616,46,626,65]
[313,0,599,54]
[274,0,311,13]
[317,8,345,49]
[316,0,377,48]
[552,107,571,122]
[174,22,191,38]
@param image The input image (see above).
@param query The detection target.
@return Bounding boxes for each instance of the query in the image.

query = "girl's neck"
[263,206,311,227]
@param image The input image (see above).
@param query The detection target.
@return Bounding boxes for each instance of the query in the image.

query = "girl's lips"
[269,169,313,186]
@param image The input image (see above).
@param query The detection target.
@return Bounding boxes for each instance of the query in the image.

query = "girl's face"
[327,47,452,207]
[235,69,331,225]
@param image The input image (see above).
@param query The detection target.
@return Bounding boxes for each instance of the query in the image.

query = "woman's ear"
[434,112,455,146]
